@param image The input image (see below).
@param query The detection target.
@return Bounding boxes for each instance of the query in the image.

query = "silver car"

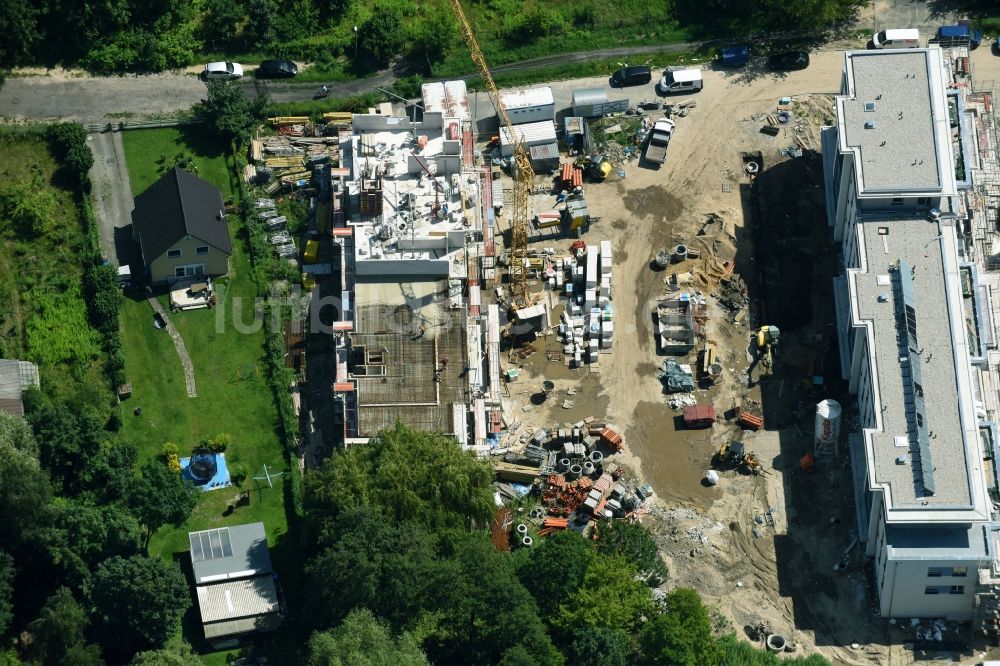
[203,62,244,80]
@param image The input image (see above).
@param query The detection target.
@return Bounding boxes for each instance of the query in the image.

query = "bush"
[159,442,179,460]
[202,433,232,453]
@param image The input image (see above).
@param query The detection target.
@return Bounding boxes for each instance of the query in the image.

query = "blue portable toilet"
[721,45,750,67]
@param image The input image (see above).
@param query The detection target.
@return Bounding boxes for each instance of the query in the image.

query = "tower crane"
[449,0,532,308]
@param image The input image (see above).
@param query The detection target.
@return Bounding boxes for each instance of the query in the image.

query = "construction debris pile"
[555,240,614,366]
[246,114,352,194]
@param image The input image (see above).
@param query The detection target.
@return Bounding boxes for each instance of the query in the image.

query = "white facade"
[826,47,1000,622]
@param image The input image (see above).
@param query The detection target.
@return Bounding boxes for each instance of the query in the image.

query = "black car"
[256,59,298,78]
[767,51,809,71]
[610,65,652,88]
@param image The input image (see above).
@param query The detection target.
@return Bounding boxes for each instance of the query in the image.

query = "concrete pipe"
[582,461,595,476]
[516,523,528,535]
[558,458,571,471]
[589,450,604,464]
[766,634,786,653]
[521,536,533,548]
[673,244,688,263]
[568,464,583,480]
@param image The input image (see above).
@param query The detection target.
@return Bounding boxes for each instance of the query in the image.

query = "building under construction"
[324,81,505,451]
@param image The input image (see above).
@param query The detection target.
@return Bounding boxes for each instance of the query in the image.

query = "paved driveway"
[88,130,136,265]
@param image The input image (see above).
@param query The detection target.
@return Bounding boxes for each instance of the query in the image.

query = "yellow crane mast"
[449,0,533,307]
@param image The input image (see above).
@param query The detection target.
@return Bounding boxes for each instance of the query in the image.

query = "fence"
[83,117,203,133]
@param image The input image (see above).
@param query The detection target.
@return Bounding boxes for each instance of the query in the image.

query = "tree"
[83,262,122,336]
[200,0,243,50]
[516,530,593,618]
[0,426,50,546]
[42,499,143,588]
[0,552,13,636]
[305,424,494,531]
[595,519,668,585]
[246,0,277,47]
[408,3,457,74]
[29,403,104,494]
[423,534,561,666]
[130,637,205,666]
[552,553,653,637]
[129,459,198,542]
[88,556,190,661]
[26,587,103,666]
[563,626,631,666]
[49,122,94,179]
[0,0,40,69]
[307,609,429,666]
[0,409,39,458]
[359,2,404,67]
[194,80,262,144]
[638,588,719,666]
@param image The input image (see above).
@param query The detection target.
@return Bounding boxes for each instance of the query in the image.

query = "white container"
[814,399,842,451]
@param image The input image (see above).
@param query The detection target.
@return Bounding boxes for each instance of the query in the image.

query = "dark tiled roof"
[131,167,232,264]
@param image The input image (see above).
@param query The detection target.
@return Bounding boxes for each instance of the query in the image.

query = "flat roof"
[837,49,954,195]
[886,523,988,559]
[189,522,272,584]
[851,216,988,519]
[499,86,554,110]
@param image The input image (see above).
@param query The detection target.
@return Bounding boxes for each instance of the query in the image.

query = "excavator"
[713,441,765,475]
[450,0,532,311]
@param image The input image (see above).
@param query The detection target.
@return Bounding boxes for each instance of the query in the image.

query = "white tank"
[814,399,842,451]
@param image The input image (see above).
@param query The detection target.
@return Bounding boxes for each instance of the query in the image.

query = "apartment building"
[823,47,1000,622]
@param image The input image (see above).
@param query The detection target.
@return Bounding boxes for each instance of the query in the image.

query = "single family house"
[131,167,232,284]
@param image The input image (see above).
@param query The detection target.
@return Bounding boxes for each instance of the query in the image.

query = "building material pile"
[554,240,614,366]
[252,199,296,258]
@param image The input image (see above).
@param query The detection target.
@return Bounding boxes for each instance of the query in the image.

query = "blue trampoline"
[180,452,232,491]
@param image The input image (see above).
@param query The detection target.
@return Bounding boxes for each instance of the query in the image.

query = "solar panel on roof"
[190,533,205,562]
[190,527,233,561]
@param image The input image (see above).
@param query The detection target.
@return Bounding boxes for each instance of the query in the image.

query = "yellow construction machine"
[713,441,765,475]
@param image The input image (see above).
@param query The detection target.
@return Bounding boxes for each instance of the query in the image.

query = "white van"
[657,68,703,94]
[871,28,920,49]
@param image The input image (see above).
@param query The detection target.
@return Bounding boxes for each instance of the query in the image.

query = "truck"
[645,117,674,164]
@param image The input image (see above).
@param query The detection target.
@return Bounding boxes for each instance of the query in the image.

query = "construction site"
[236,6,1000,662]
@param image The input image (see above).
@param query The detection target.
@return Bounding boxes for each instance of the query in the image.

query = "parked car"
[767,51,810,71]
[203,62,243,80]
[719,45,750,67]
[936,24,982,49]
[610,65,652,88]
[644,117,674,165]
[256,59,298,78]
[656,68,703,94]
[871,28,920,49]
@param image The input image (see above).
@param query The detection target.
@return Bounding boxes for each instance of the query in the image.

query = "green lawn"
[120,127,303,659]
[121,125,238,198]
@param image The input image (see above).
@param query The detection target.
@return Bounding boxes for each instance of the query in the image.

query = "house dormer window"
[168,249,182,258]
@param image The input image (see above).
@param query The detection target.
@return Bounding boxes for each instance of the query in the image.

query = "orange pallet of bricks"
[738,411,763,430]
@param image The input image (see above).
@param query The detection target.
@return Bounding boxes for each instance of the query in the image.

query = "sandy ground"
[498,48,1000,665]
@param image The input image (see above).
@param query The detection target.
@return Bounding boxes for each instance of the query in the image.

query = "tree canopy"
[307,609,429,666]
[305,424,494,531]
[88,555,191,661]
[638,588,719,666]
[195,81,265,145]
